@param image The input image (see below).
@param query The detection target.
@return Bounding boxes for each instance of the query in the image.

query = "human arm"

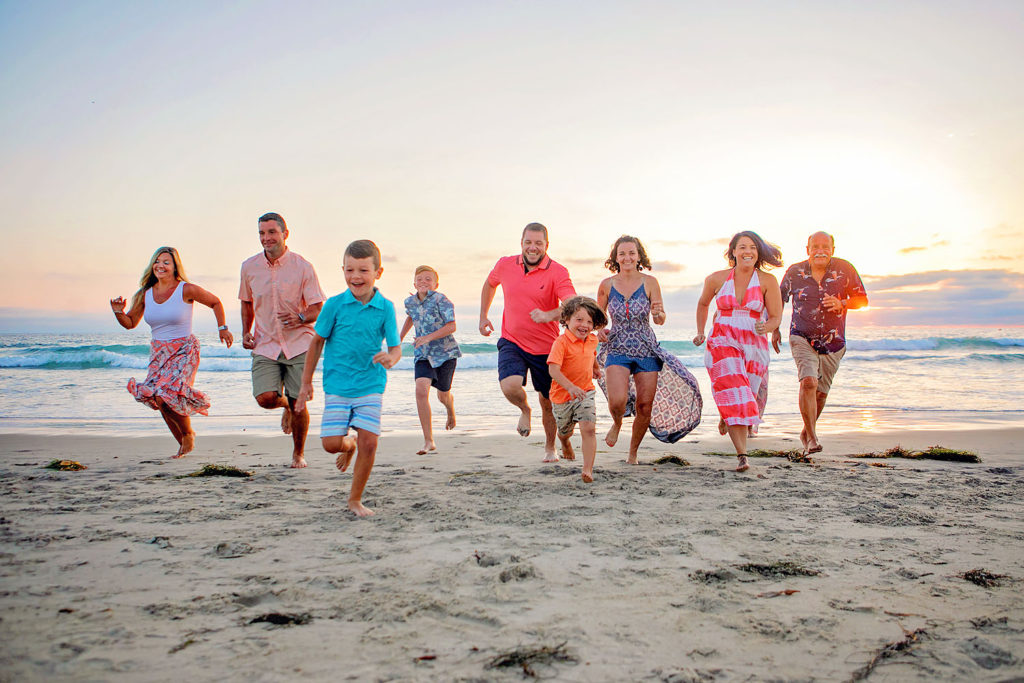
[293,333,325,414]
[373,346,402,368]
[184,283,233,347]
[592,355,603,380]
[240,300,256,349]
[692,273,721,346]
[110,292,145,330]
[531,264,576,323]
[479,280,497,335]
[756,272,782,337]
[548,362,586,399]
[528,307,561,324]
[278,301,323,330]
[646,275,666,325]
[596,279,611,342]
[400,315,414,342]
[414,321,456,348]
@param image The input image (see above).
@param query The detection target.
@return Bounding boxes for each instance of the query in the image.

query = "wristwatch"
[297,312,306,322]
[218,325,229,331]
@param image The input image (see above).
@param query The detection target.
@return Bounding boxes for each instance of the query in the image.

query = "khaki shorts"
[551,390,597,437]
[789,335,845,395]
[251,352,307,400]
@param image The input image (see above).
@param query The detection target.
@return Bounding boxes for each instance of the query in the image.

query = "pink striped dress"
[704,269,769,427]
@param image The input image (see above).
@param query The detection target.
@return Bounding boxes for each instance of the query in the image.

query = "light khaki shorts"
[789,335,845,395]
[552,390,597,436]
[251,352,307,400]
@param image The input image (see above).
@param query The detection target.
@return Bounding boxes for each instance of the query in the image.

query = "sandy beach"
[2,427,1023,681]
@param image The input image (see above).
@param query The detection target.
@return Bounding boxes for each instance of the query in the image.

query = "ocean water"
[2,325,1023,439]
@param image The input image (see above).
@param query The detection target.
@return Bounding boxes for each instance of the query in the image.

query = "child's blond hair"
[414,265,439,282]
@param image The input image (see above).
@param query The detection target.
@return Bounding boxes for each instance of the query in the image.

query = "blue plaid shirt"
[404,291,461,367]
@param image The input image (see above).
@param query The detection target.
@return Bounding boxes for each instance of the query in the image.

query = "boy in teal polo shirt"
[295,239,401,517]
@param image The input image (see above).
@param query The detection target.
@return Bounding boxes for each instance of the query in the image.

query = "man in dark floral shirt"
[773,232,868,454]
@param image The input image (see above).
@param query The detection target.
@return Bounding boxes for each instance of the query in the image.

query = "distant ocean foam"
[3,336,1023,371]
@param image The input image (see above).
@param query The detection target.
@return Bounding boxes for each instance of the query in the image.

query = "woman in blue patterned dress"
[400,265,461,455]
[597,236,702,463]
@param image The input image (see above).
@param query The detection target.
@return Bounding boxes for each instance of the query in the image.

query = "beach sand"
[2,427,1023,681]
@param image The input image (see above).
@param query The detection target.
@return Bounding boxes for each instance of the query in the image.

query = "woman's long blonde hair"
[131,247,190,309]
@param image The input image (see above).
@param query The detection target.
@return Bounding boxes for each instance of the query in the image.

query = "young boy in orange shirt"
[547,296,608,483]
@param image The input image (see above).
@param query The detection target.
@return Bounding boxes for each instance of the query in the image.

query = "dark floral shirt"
[404,290,461,367]
[780,258,866,354]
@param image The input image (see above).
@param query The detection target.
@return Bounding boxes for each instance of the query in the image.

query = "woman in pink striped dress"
[693,232,783,472]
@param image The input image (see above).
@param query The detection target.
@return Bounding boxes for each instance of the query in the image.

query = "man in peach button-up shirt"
[240,212,326,468]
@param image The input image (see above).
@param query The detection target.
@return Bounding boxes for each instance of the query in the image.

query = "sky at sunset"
[1,0,1022,333]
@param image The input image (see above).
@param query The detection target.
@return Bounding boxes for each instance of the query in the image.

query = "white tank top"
[144,282,193,341]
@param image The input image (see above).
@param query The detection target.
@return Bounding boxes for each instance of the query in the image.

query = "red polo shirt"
[487,255,576,355]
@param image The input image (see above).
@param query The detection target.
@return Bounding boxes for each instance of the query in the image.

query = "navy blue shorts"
[605,353,663,374]
[497,338,552,399]
[414,358,457,392]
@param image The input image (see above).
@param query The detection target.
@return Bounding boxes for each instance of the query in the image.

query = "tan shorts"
[789,335,845,395]
[551,390,597,436]
[251,352,307,400]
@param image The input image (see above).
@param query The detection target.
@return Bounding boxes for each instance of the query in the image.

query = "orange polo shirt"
[546,331,599,404]
[486,254,576,355]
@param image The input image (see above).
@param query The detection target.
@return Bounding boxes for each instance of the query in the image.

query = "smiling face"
[413,269,438,297]
[806,232,835,268]
[344,255,383,303]
[258,219,288,259]
[615,241,640,272]
[521,229,548,268]
[567,308,595,340]
[152,251,177,281]
[732,236,759,268]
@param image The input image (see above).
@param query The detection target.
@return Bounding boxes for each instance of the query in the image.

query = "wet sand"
[1,427,1023,681]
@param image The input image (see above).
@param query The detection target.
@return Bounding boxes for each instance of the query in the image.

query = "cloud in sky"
[899,240,950,254]
[653,261,686,273]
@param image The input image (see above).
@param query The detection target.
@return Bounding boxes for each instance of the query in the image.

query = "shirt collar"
[516,254,552,272]
[340,288,384,309]
[263,248,291,267]
[562,330,592,344]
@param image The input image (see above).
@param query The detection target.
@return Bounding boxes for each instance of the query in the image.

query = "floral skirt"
[128,334,210,417]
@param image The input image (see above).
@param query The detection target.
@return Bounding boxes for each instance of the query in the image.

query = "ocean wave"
[846,337,1024,351]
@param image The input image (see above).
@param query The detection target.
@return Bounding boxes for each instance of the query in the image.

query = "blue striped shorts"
[321,393,383,437]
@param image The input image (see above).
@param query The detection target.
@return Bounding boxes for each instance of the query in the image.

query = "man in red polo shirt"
[480,223,577,460]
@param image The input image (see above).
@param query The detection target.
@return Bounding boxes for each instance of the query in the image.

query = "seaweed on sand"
[961,568,1009,588]
[181,464,252,478]
[44,459,87,471]
[705,449,812,463]
[850,445,980,463]
[652,455,690,466]
[248,612,311,626]
[735,561,820,578]
[486,642,577,678]
[848,627,927,682]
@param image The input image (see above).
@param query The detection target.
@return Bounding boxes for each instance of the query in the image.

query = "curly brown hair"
[604,235,653,273]
[559,296,608,329]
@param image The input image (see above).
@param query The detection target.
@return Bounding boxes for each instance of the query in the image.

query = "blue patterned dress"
[597,281,703,443]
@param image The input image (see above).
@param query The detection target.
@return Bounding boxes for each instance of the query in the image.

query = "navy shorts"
[606,353,663,374]
[497,338,552,399]
[414,358,457,392]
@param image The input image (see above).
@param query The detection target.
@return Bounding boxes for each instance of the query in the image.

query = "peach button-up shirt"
[239,249,326,360]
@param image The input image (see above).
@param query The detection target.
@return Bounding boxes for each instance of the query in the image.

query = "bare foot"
[560,440,576,460]
[605,422,621,448]
[173,432,195,459]
[348,501,375,517]
[718,418,727,435]
[799,429,808,450]
[416,442,437,456]
[542,450,559,463]
[281,408,292,435]
[581,471,594,483]
[445,404,456,430]
[290,455,307,468]
[626,454,639,465]
[807,440,823,454]
[735,455,750,472]
[335,437,357,472]
[517,409,531,437]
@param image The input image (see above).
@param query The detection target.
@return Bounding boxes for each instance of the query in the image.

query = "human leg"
[437,390,456,430]
[432,359,457,431]
[551,400,576,462]
[580,421,597,483]
[414,376,436,454]
[347,428,379,516]
[603,364,631,447]
[798,376,821,453]
[285,396,309,468]
[497,339,532,436]
[537,393,558,460]
[727,423,749,471]
[627,370,658,464]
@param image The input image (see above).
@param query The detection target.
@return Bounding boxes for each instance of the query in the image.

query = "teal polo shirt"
[314,288,400,397]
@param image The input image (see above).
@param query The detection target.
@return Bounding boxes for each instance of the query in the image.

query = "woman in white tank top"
[110,247,234,458]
